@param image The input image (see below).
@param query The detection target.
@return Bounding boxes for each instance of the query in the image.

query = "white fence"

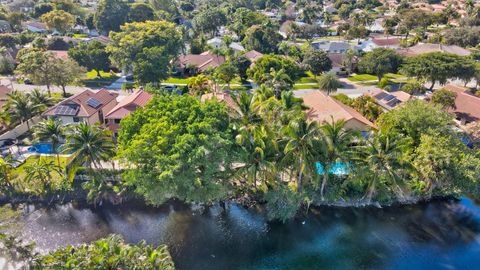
[0,116,41,146]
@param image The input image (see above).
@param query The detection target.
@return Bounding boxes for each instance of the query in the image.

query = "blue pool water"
[316,162,349,175]
[28,143,62,154]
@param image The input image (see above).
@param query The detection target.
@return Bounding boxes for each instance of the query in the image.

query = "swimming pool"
[28,143,62,154]
[316,162,349,175]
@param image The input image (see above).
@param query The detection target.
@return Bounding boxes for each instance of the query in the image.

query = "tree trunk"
[61,85,67,97]
[320,166,329,200]
[96,69,102,78]
[297,159,303,192]
[46,84,51,97]
[429,81,435,91]
[26,119,30,131]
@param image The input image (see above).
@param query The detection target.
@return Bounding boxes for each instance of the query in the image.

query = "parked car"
[24,79,32,85]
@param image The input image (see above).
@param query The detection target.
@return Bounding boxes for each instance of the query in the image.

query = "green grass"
[73,33,87,38]
[162,77,192,84]
[84,70,119,81]
[12,155,71,194]
[296,76,318,84]
[348,74,378,82]
[294,84,319,90]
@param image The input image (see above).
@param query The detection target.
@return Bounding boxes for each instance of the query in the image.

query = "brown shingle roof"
[178,52,225,72]
[444,84,480,123]
[43,89,118,117]
[47,50,69,60]
[105,90,152,119]
[303,91,375,129]
[201,92,238,111]
[244,50,263,62]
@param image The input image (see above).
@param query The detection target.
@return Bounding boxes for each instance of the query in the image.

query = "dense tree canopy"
[358,48,403,81]
[94,0,129,33]
[68,41,111,78]
[242,20,282,54]
[247,54,302,84]
[118,93,234,205]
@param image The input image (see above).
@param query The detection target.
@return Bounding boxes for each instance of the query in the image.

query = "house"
[207,37,223,49]
[0,20,11,33]
[303,91,375,131]
[177,52,226,75]
[22,21,48,33]
[0,85,11,110]
[43,90,118,125]
[312,41,352,54]
[399,43,471,57]
[444,84,480,125]
[47,50,69,61]
[244,50,263,62]
[367,89,412,111]
[367,18,385,32]
[201,92,238,113]
[105,90,152,138]
[327,53,350,74]
[229,42,245,53]
[361,38,401,52]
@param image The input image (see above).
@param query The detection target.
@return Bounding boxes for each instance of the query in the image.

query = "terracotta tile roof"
[43,89,118,117]
[372,38,400,46]
[444,84,480,123]
[303,91,375,129]
[201,92,238,111]
[47,50,69,60]
[178,52,226,72]
[399,43,471,57]
[105,90,152,119]
[244,50,263,62]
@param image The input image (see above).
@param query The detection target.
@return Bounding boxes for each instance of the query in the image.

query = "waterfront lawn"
[12,155,71,194]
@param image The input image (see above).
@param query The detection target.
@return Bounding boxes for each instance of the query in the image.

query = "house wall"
[345,119,372,132]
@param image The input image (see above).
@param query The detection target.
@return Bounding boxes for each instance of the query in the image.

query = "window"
[114,119,121,124]
[73,117,80,123]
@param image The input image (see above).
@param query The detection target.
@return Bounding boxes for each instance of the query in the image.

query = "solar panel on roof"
[87,98,102,108]
[386,98,400,107]
[54,105,79,116]
[374,92,388,100]
[383,94,395,101]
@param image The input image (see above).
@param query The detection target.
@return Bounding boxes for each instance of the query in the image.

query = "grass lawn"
[162,77,192,84]
[348,74,378,82]
[12,155,72,194]
[294,84,319,90]
[296,76,318,84]
[82,70,119,87]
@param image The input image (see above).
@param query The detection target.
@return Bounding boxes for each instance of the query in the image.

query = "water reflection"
[11,198,480,270]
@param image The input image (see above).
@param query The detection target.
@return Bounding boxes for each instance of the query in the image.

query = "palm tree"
[282,118,321,192]
[6,92,42,131]
[264,68,292,99]
[0,155,16,189]
[33,119,64,167]
[353,132,411,202]
[24,159,62,192]
[187,75,210,96]
[28,88,54,109]
[319,119,356,200]
[61,123,115,173]
[317,72,342,96]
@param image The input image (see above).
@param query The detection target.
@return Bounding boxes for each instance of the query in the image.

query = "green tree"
[33,119,64,167]
[94,0,130,34]
[68,41,111,78]
[40,10,75,33]
[318,119,356,200]
[400,52,476,90]
[24,159,62,192]
[358,48,403,81]
[264,68,293,99]
[231,55,251,82]
[28,89,54,109]
[351,95,383,122]
[128,3,156,22]
[108,20,182,78]
[431,88,457,110]
[187,74,210,96]
[15,51,57,95]
[228,8,266,39]
[377,100,452,145]
[317,72,342,96]
[52,59,86,97]
[0,156,15,189]
[214,62,238,89]
[302,49,332,78]
[132,46,169,84]
[32,235,175,269]
[0,34,18,49]
[118,94,234,205]
[192,8,227,36]
[242,20,282,54]
[247,54,301,84]
[282,118,321,192]
[5,92,42,131]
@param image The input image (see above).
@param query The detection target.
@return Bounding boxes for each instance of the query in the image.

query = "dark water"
[13,198,480,270]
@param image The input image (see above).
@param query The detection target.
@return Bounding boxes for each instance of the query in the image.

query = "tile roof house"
[367,89,412,111]
[244,50,263,62]
[43,90,118,126]
[22,21,48,33]
[443,84,480,125]
[312,41,352,54]
[303,91,375,131]
[201,92,238,113]
[177,52,226,75]
[399,43,471,57]
[105,90,152,137]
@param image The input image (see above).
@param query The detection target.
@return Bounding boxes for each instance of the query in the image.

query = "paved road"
[294,78,379,98]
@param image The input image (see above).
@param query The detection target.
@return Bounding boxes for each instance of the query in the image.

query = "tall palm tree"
[317,72,342,96]
[61,123,115,173]
[0,155,16,189]
[33,119,64,167]
[187,75,210,96]
[264,68,292,99]
[282,118,321,192]
[353,132,411,202]
[28,88,54,109]
[319,119,356,200]
[6,93,42,131]
[24,159,62,193]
